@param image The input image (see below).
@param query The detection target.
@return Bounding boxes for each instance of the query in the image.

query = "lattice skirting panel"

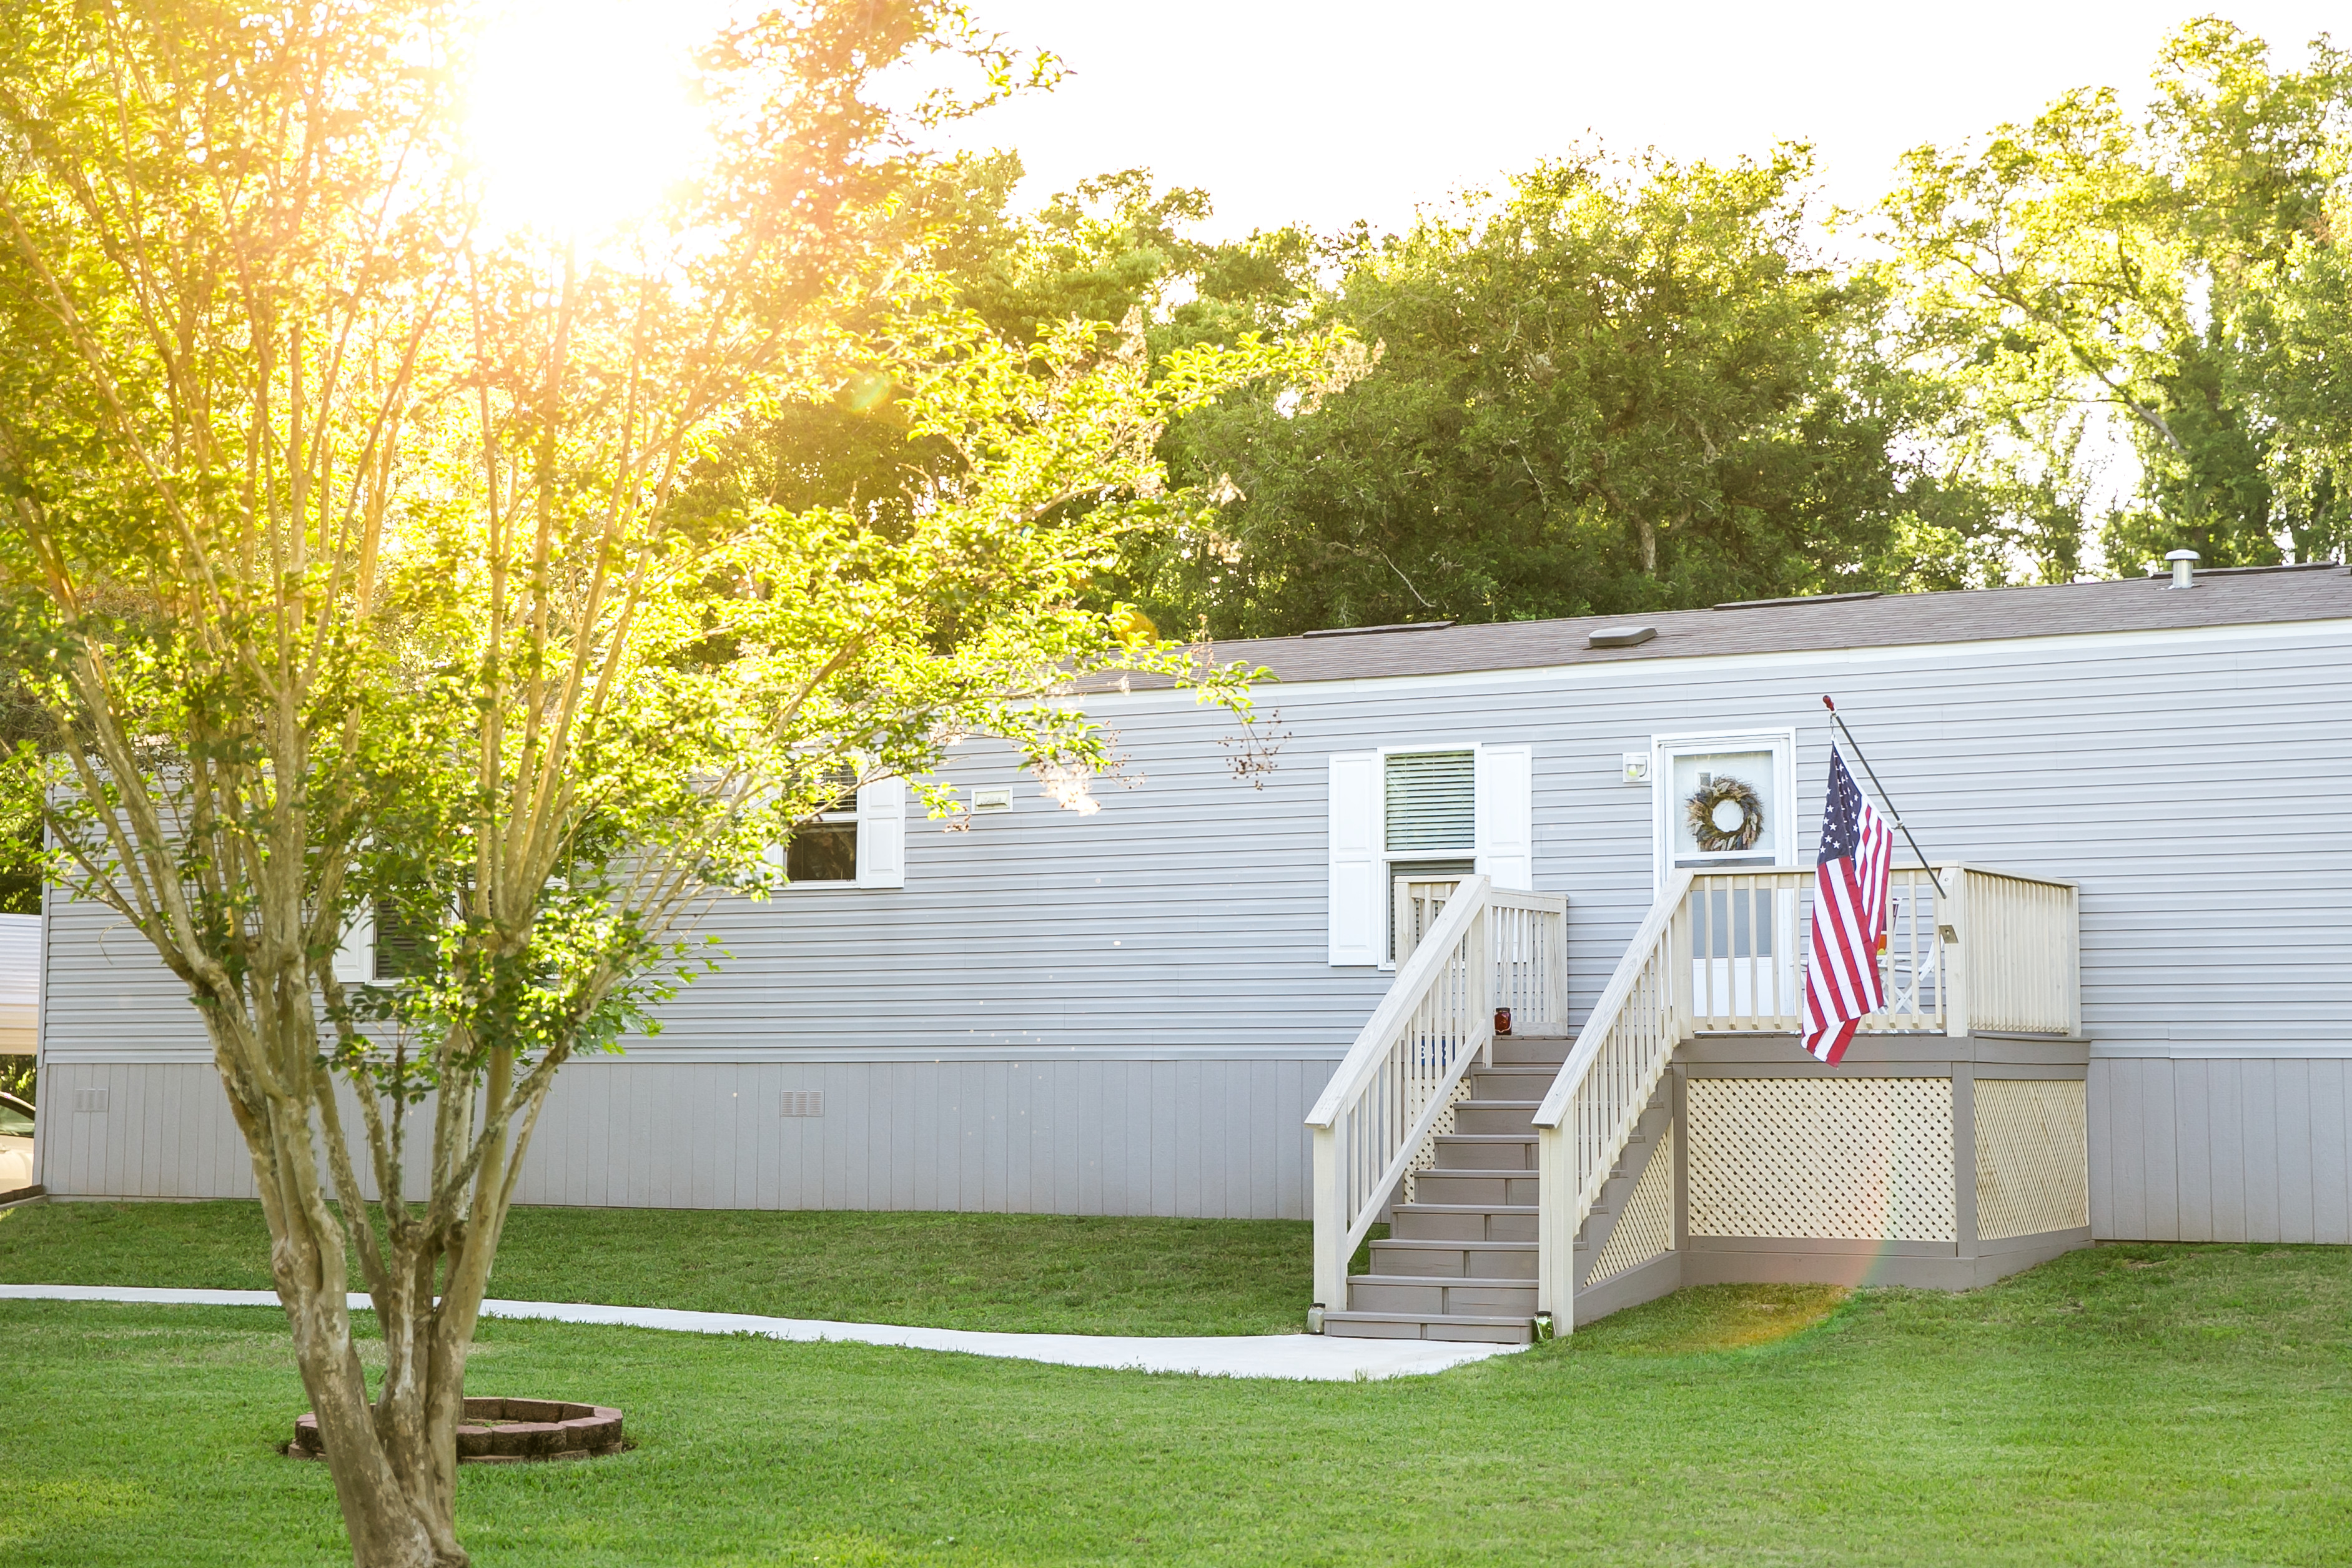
[1687,1078,1955,1241]
[1585,1127,1674,1286]
[1403,1077,1473,1205]
[1974,1078,2088,1239]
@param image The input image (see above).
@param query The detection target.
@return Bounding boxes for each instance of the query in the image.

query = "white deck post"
[1536,1121,1574,1329]
[1670,887,1694,1032]
[1310,1123,1342,1319]
[2062,882,2083,1037]
[1938,864,1970,1037]
[1546,904,1570,1032]
[1473,905,1493,1067]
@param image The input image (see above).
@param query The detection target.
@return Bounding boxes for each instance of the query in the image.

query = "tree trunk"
[217,1018,474,1567]
[285,1283,450,1568]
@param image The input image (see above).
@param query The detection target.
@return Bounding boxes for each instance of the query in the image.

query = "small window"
[1384,751,1476,960]
[1384,751,1475,854]
[781,771,859,884]
[1327,744,1531,967]
[372,897,440,982]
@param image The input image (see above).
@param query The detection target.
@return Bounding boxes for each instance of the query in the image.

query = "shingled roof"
[1167,563,2352,686]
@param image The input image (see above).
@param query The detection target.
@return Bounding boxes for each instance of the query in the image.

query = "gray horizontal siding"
[2092,1057,2352,1242]
[32,1055,1331,1218]
[34,616,2352,1224]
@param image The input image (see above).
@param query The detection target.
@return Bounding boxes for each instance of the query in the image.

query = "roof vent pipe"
[2166,548,2200,589]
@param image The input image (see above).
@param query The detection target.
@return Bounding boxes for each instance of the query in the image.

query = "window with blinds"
[1384,750,1475,854]
[372,898,440,982]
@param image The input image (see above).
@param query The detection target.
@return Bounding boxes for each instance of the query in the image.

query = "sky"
[945,1,2348,239]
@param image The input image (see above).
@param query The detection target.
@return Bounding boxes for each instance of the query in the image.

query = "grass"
[0,1199,1318,1336]
[4,1218,2352,1564]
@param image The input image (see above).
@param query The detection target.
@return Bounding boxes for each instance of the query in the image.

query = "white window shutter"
[856,775,906,887]
[1328,752,1381,965]
[332,903,375,984]
[1475,744,1534,890]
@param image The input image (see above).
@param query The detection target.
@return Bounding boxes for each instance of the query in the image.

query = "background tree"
[0,3,1296,1564]
[688,157,1320,595]
[1882,18,2352,575]
[1097,150,1962,635]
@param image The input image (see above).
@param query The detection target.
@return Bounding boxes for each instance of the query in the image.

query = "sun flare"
[466,0,733,237]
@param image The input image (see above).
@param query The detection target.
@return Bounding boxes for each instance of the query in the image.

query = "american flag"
[1802,747,1895,1064]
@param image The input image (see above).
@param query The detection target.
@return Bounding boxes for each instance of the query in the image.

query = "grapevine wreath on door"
[1685,775,1765,852]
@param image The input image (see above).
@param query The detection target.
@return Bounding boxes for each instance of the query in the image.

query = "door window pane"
[1671,749,1777,864]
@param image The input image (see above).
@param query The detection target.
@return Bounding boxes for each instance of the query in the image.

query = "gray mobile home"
[30,563,2352,1338]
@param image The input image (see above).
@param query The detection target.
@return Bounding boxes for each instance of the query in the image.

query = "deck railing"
[1392,878,1572,1033]
[1682,865,1949,1033]
[1490,885,1573,1035]
[1942,865,2081,1035]
[1532,862,2078,1330]
[1307,876,1568,1314]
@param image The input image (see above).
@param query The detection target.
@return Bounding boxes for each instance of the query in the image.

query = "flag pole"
[1821,696,1945,897]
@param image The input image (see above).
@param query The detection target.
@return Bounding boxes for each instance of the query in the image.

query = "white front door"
[1652,730,1799,1022]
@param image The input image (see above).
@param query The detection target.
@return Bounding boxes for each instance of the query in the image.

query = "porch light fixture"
[2165,549,2200,588]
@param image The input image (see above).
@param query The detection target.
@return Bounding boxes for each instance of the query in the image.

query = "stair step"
[1467,1072,1559,1100]
[1345,1273,1538,1315]
[1411,1169,1541,1205]
[1451,1100,1540,1135]
[1430,1133,1536,1170]
[1390,1203,1539,1242]
[1366,1237,1537,1279]
[1489,1036,1573,1067]
[1322,1310,1533,1344]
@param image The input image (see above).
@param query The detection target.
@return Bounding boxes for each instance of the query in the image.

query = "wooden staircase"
[1322,1032,1673,1343]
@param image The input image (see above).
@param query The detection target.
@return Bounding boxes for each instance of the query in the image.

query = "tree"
[0,3,1297,1563]
[690,159,1321,571]
[1880,19,2352,574]
[1112,149,1963,637]
[2238,219,2352,553]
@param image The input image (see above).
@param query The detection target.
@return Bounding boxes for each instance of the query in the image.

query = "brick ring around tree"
[288,1399,624,1463]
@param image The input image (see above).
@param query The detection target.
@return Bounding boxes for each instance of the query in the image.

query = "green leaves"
[1879,17,2352,576]
[1127,148,1943,633]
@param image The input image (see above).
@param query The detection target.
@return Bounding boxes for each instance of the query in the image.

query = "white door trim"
[1649,727,1798,892]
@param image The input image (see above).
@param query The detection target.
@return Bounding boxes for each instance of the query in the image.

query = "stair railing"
[1531,870,1694,1329]
[1307,875,1491,1316]
[1308,876,1569,1317]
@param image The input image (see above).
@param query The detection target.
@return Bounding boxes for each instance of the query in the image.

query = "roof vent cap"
[2166,548,2200,589]
[1586,625,1656,649]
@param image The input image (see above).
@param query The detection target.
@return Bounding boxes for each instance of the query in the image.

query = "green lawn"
[0,1199,1320,1336]
[4,1228,2351,1565]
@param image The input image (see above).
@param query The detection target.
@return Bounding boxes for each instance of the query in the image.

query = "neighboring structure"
[0,914,37,1058]
[28,566,2352,1333]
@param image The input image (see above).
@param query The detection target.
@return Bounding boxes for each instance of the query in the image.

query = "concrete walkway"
[0,1284,1524,1381]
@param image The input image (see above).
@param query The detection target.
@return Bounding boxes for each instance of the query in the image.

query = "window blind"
[1384,749,1475,854]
